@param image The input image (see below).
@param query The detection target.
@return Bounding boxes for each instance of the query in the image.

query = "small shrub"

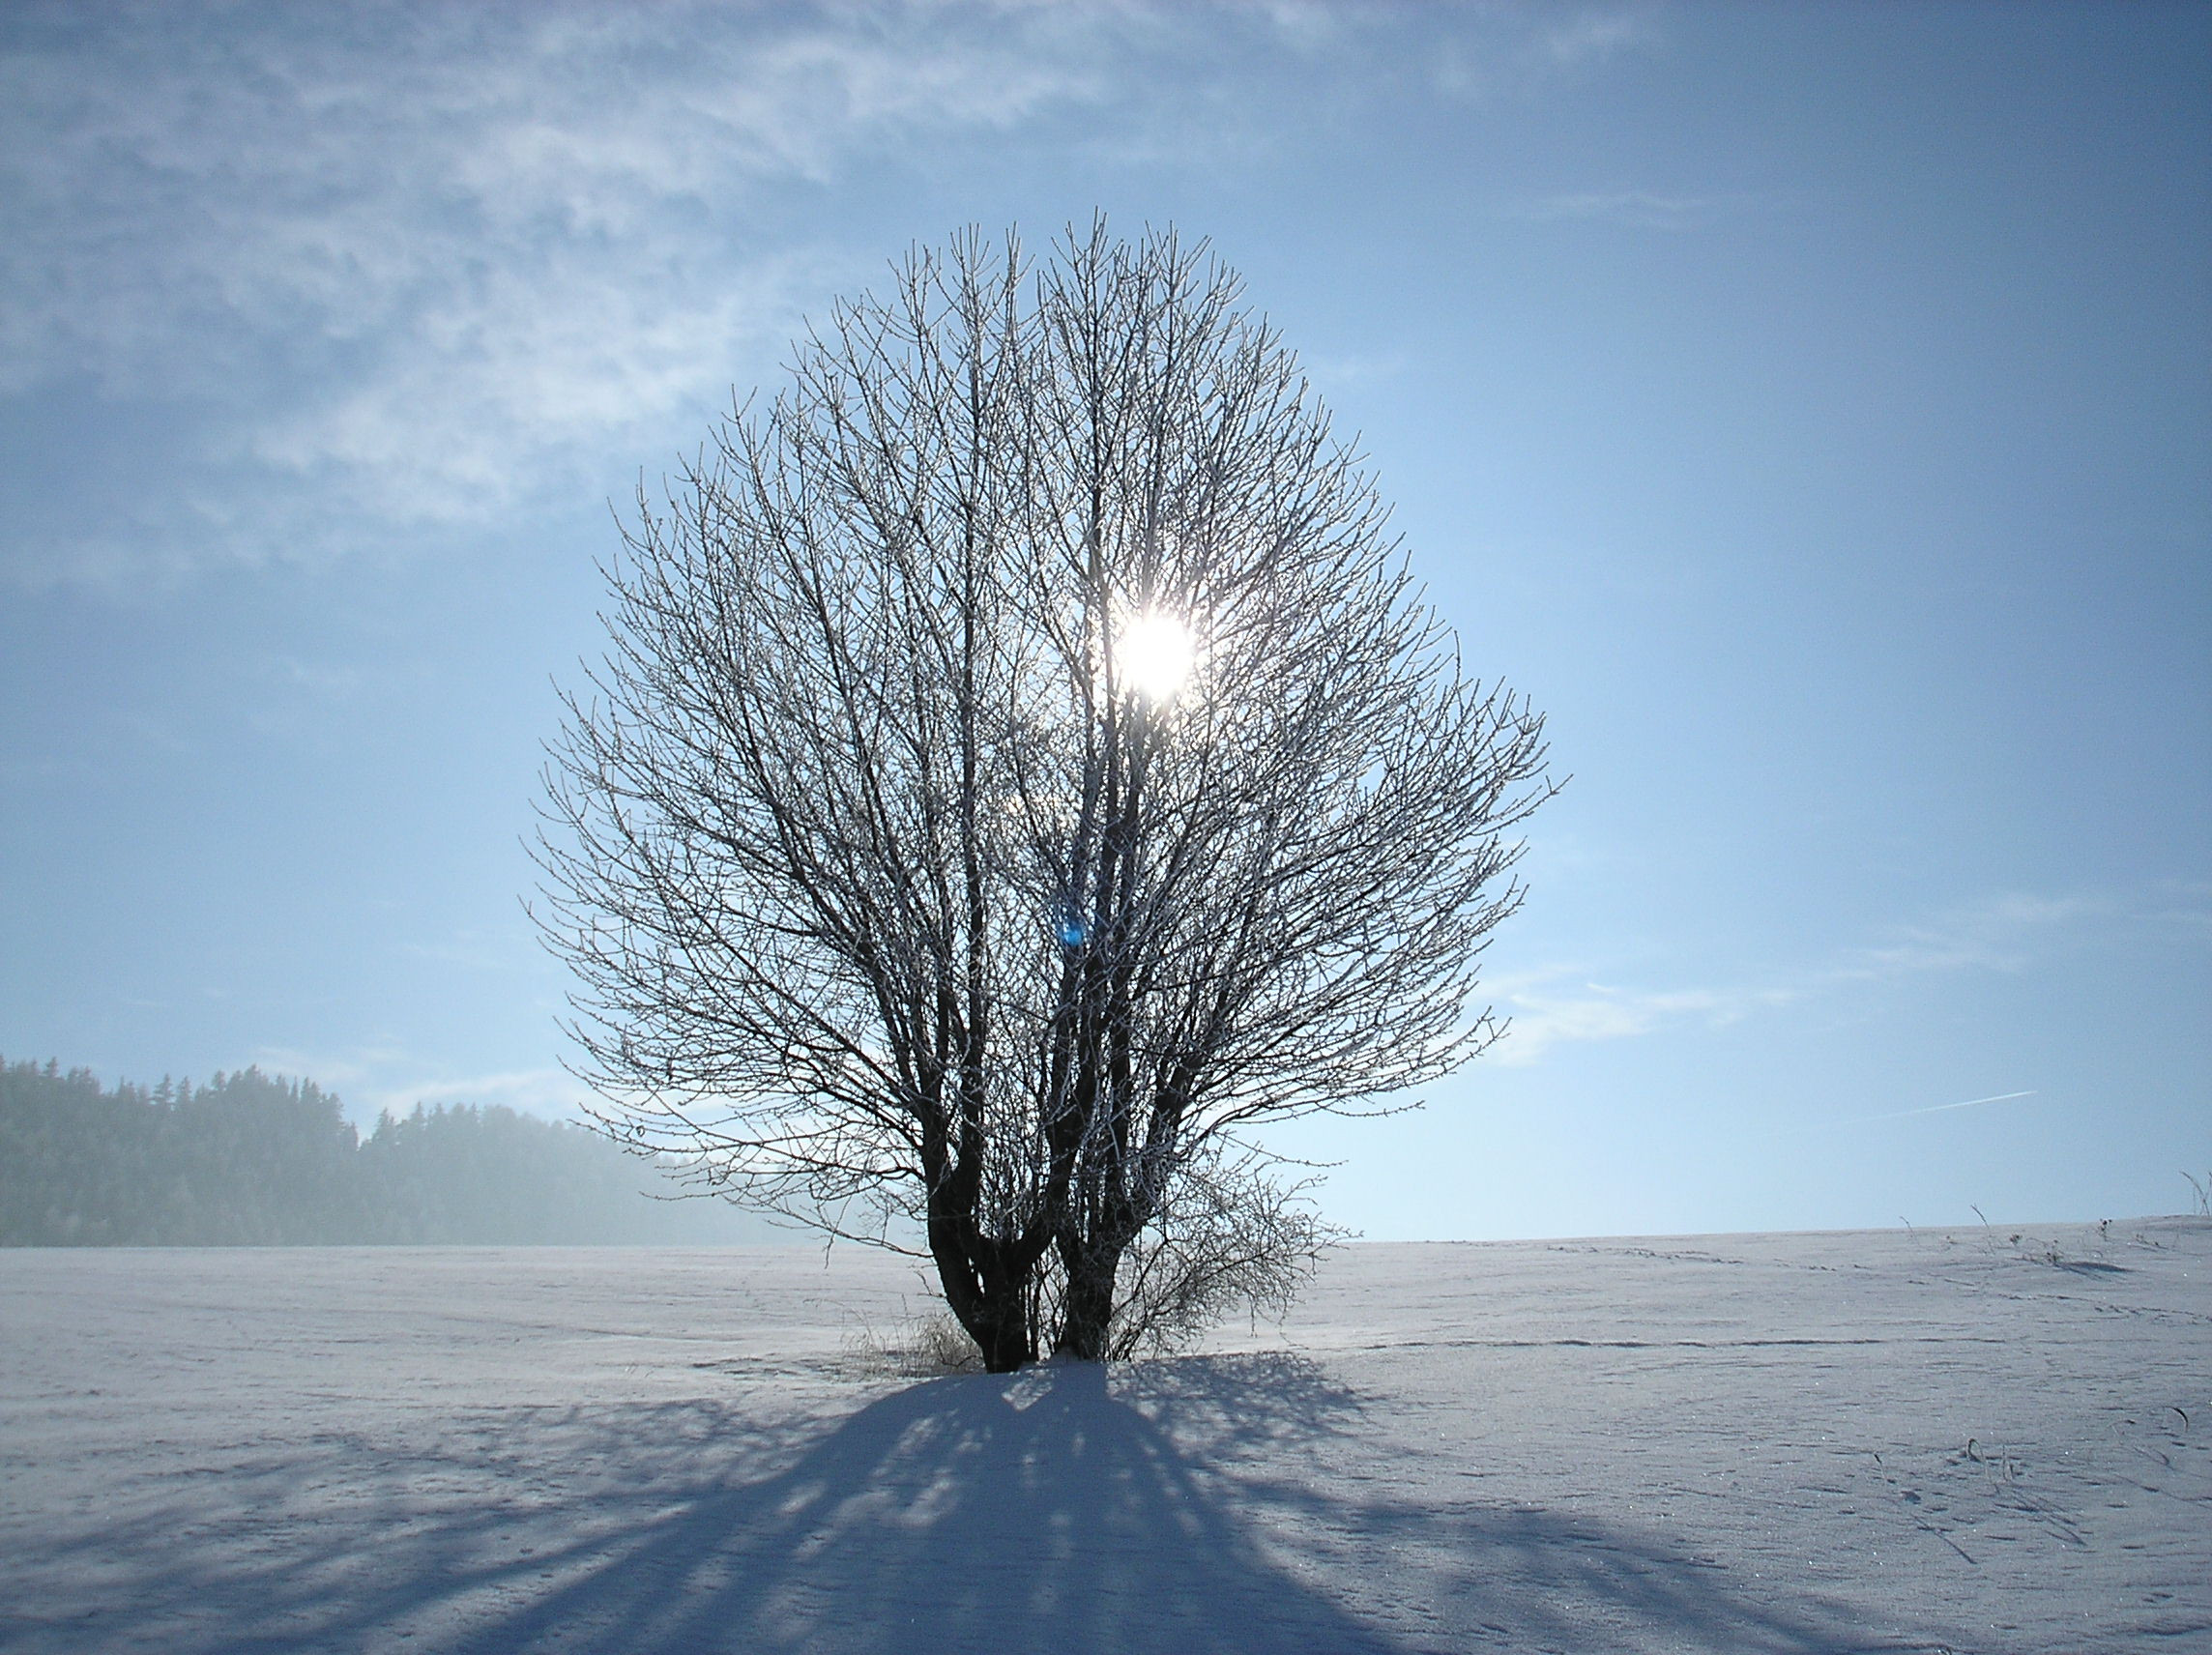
[845,1309,985,1378]
[1097,1147,1347,1360]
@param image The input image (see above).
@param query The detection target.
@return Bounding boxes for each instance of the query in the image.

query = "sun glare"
[1116,608,1194,702]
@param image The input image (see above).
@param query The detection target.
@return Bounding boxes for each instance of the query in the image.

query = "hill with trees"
[0,1058,778,1246]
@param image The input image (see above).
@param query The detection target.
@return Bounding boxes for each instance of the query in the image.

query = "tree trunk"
[929,1223,1038,1374]
[968,1275,1033,1373]
[1053,1236,1122,1361]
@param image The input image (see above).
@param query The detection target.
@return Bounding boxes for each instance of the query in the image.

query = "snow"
[1,1220,2205,1653]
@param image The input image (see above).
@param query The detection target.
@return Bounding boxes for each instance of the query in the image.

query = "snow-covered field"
[2,1220,2205,1654]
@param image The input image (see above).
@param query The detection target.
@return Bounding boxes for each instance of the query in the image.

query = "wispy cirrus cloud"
[1486,887,2140,1065]
[1831,890,2110,979]
[1518,189,1781,232]
[1,2,1660,589]
[1,4,1110,583]
[1485,973,1791,1066]
[1538,9,1657,67]
[2147,881,2212,936]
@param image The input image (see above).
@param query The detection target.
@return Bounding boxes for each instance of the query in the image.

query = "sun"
[1115,608,1195,702]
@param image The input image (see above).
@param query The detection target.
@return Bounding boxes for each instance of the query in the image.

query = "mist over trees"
[0,1058,770,1246]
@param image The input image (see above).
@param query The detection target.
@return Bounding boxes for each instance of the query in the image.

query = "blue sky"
[2,1,2205,1240]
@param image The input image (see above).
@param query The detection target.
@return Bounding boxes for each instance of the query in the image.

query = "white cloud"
[1486,973,1790,1066]
[1487,888,2134,1065]
[1833,891,2109,980]
[1521,190,1750,231]
[249,1042,583,1125]
[1431,5,1656,98]
[1300,348,1411,388]
[0,3,1118,583]
[2148,881,2212,936]
[382,1064,584,1122]
[1539,10,1656,67]
[0,2,1662,588]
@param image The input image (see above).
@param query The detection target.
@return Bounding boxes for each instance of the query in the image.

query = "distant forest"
[0,1058,779,1246]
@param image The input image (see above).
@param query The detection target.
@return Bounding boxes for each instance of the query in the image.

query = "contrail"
[1838,1089,2036,1127]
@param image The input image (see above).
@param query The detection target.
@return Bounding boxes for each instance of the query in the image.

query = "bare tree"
[534,221,1553,1371]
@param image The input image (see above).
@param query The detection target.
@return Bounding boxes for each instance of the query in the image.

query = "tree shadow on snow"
[15,1354,1901,1655]
[468,1354,1400,1655]
[447,1354,1885,1655]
